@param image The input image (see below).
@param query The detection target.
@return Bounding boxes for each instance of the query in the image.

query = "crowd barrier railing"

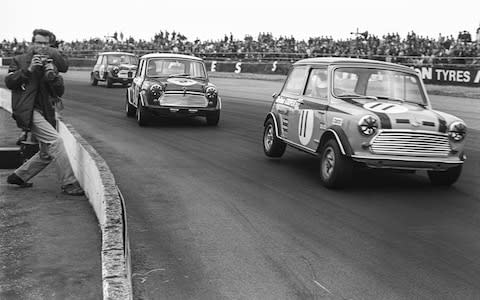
[2,55,480,86]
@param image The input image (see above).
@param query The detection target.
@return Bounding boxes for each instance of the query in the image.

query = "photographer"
[4,29,84,196]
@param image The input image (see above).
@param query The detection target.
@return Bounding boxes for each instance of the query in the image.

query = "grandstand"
[1,29,479,66]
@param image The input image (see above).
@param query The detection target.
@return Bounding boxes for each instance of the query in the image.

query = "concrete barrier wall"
[0,88,132,300]
[0,88,12,111]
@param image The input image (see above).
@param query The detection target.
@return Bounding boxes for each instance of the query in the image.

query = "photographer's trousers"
[14,110,77,187]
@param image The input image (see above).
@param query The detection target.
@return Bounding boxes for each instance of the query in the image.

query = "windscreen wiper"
[376,96,405,103]
[376,96,427,108]
[337,93,378,100]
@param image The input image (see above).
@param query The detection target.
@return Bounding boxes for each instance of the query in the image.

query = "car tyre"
[263,119,286,158]
[320,139,352,188]
[136,101,150,126]
[90,73,98,86]
[125,92,136,117]
[206,111,220,126]
[427,165,462,186]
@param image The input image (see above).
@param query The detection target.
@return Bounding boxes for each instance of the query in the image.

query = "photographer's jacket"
[4,48,68,130]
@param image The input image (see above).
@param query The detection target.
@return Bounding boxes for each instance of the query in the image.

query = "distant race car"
[90,52,138,87]
[125,53,221,126]
[263,58,467,188]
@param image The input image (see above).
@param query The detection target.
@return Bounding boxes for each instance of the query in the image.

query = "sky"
[2,0,480,43]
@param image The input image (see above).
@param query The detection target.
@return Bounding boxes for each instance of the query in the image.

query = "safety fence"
[2,56,480,87]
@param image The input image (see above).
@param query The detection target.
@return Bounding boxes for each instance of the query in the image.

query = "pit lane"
[2,70,480,299]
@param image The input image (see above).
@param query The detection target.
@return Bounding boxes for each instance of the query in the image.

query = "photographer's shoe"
[7,173,33,188]
[61,181,85,196]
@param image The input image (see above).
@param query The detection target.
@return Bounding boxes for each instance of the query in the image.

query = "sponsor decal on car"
[298,110,315,145]
[332,117,343,126]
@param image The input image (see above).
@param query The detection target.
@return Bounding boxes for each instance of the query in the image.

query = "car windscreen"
[333,67,427,105]
[146,59,206,78]
[107,55,138,65]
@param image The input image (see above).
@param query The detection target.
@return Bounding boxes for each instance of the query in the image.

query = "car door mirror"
[272,93,277,99]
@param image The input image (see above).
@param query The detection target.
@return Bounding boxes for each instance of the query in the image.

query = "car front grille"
[118,70,134,78]
[160,93,207,107]
[370,130,451,157]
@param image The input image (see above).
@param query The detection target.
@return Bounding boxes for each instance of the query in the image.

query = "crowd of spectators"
[1,28,479,66]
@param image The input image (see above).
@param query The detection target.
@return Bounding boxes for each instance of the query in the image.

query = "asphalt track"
[2,70,480,299]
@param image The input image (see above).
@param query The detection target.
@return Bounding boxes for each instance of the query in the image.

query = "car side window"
[333,69,359,95]
[304,68,328,99]
[282,66,308,96]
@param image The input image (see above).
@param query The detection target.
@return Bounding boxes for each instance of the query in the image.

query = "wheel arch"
[317,125,354,156]
[264,112,282,138]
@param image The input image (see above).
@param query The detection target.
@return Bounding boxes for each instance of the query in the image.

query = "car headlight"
[111,66,120,76]
[358,115,378,136]
[205,86,218,100]
[448,121,467,142]
[150,84,164,100]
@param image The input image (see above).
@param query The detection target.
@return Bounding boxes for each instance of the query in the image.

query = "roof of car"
[140,53,203,61]
[99,51,136,56]
[294,57,413,71]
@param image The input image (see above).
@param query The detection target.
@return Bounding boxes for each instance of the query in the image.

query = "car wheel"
[263,118,286,157]
[90,73,98,86]
[206,111,220,126]
[136,101,150,126]
[427,165,462,186]
[125,92,136,117]
[106,77,113,88]
[320,139,352,188]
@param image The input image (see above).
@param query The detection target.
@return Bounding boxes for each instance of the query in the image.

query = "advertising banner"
[410,66,480,86]
[205,61,290,75]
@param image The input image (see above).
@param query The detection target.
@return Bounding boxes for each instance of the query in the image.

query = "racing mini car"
[263,58,467,188]
[90,52,138,87]
[125,53,221,126]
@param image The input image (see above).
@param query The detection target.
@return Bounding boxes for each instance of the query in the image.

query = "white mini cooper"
[263,58,467,188]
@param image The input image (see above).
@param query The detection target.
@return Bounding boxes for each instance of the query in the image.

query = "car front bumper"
[351,154,465,171]
[144,105,219,117]
[109,76,133,84]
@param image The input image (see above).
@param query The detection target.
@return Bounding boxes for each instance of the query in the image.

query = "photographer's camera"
[30,54,57,81]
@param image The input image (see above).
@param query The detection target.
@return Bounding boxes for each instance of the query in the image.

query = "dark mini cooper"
[90,52,138,87]
[125,53,221,126]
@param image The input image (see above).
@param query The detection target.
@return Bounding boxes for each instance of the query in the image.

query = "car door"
[132,59,145,107]
[274,66,308,141]
[293,67,329,151]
